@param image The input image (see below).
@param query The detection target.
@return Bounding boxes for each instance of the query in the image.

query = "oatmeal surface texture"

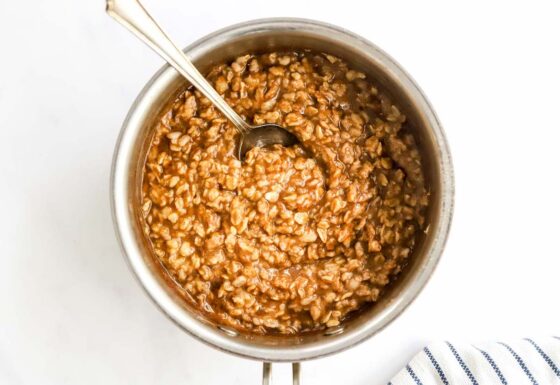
[142,51,428,334]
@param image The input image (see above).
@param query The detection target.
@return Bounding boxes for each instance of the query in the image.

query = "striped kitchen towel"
[389,337,560,384]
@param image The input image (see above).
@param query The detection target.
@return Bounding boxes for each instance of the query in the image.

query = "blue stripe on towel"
[406,365,423,385]
[525,339,560,377]
[499,342,539,385]
[424,347,449,385]
[474,346,508,384]
[446,342,479,385]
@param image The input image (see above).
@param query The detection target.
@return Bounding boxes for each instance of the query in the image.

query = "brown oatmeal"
[142,51,429,334]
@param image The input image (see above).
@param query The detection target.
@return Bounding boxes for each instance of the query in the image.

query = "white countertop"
[1,1,559,384]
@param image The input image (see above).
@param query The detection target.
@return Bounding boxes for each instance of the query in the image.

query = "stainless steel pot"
[110,18,454,384]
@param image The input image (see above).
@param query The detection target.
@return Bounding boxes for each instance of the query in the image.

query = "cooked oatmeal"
[142,51,429,334]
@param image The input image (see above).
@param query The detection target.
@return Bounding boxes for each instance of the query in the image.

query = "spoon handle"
[106,0,250,133]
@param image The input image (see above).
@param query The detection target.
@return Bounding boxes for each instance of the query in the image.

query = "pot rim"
[110,17,454,362]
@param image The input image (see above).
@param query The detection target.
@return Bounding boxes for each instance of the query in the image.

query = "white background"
[1,1,559,384]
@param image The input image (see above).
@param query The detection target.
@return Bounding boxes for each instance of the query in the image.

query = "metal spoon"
[106,0,299,159]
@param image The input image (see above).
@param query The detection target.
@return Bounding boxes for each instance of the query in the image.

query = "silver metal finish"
[110,15,454,368]
[261,362,300,385]
[292,363,301,385]
[262,363,271,385]
[106,0,248,132]
[106,0,299,158]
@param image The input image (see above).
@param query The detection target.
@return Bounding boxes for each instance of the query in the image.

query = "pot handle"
[262,362,301,385]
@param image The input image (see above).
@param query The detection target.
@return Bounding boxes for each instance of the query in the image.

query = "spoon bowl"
[238,124,300,159]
